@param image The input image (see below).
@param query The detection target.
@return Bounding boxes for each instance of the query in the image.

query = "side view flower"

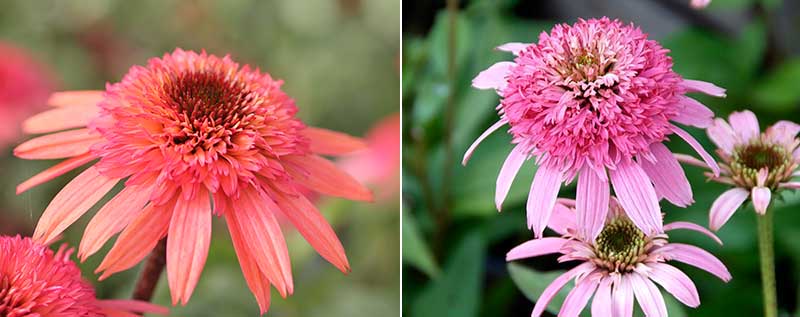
[464,17,724,239]
[13,49,372,313]
[507,199,730,317]
[0,235,167,317]
[0,42,54,149]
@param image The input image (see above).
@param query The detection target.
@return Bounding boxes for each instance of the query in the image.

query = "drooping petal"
[612,275,634,317]
[167,191,212,305]
[660,243,732,281]
[96,300,170,315]
[708,187,748,231]
[766,120,800,145]
[548,202,576,235]
[462,119,508,165]
[671,125,720,176]
[506,237,568,261]
[96,201,174,279]
[682,79,725,97]
[576,165,609,241]
[226,209,272,314]
[531,262,595,317]
[706,118,737,155]
[664,221,722,245]
[284,154,372,201]
[32,166,118,245]
[728,110,759,143]
[47,90,104,107]
[609,160,662,235]
[14,128,103,159]
[629,272,668,317]
[496,42,530,55]
[16,152,96,194]
[673,153,709,169]
[646,263,700,307]
[751,187,771,215]
[22,103,99,134]
[79,184,152,261]
[304,127,367,155]
[558,275,599,317]
[472,61,514,90]
[591,278,613,317]
[272,190,350,273]
[225,187,293,297]
[496,145,527,211]
[641,142,693,208]
[671,96,713,128]
[527,164,564,237]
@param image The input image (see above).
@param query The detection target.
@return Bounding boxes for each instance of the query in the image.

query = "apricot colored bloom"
[14,49,371,313]
[0,235,167,317]
[508,199,730,317]
[677,110,800,230]
[339,112,400,201]
[464,17,724,239]
[0,42,54,148]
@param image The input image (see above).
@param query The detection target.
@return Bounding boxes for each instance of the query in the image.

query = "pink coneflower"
[691,0,711,9]
[14,49,372,313]
[0,42,54,149]
[0,235,167,317]
[464,17,724,239]
[677,110,800,230]
[339,113,400,201]
[508,199,730,317]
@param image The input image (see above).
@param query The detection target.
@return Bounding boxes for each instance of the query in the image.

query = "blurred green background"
[0,1,399,316]
[402,0,800,316]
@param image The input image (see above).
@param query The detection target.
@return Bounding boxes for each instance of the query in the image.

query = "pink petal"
[682,79,725,97]
[673,153,709,169]
[496,42,530,55]
[671,96,713,128]
[531,262,595,317]
[576,166,609,241]
[47,90,104,107]
[496,145,527,211]
[472,61,514,90]
[609,160,662,235]
[660,243,732,281]
[709,187,748,231]
[527,164,564,238]
[226,187,293,297]
[751,187,771,215]
[646,263,700,307]
[612,276,634,317]
[558,275,599,317]
[22,103,98,134]
[706,118,737,155]
[16,152,96,194]
[641,143,693,208]
[272,190,350,273]
[629,273,668,317]
[591,278,613,317]
[32,166,118,245]
[664,221,723,245]
[671,125,721,176]
[304,127,367,155]
[462,119,507,165]
[285,154,373,201]
[226,211,272,314]
[691,0,711,8]
[780,182,800,189]
[96,201,174,279]
[167,192,212,305]
[548,202,576,235]
[728,110,759,143]
[79,184,152,261]
[14,128,102,159]
[766,120,800,145]
[506,237,568,261]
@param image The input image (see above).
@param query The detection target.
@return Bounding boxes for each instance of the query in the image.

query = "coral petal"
[16,152,96,194]
[285,154,372,201]
[14,128,102,159]
[23,103,99,134]
[167,192,212,305]
[47,90,104,107]
[304,127,367,155]
[226,215,272,314]
[79,184,152,261]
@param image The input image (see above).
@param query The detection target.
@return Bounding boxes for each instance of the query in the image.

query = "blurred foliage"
[0,1,399,316]
[403,0,800,316]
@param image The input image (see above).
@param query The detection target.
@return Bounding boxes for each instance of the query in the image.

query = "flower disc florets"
[729,140,795,190]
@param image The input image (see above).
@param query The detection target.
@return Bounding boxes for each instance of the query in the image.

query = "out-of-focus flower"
[14,49,372,313]
[464,17,724,239]
[339,113,400,201]
[691,0,711,9]
[508,199,730,317]
[676,110,800,230]
[0,235,167,317]
[0,42,54,149]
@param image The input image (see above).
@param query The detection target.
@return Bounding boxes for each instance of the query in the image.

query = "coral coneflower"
[464,17,723,239]
[0,42,54,149]
[677,110,800,230]
[14,49,372,313]
[508,199,730,317]
[0,235,167,317]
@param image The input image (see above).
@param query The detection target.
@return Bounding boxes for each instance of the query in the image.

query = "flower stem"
[757,209,777,317]
[132,238,167,301]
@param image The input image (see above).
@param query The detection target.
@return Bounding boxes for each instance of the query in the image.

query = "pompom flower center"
[593,216,657,272]
[731,141,792,189]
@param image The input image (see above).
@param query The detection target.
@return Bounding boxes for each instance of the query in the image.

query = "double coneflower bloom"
[14,49,371,313]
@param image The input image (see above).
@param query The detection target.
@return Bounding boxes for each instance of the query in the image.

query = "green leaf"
[412,232,485,317]
[402,209,440,278]
[507,263,571,315]
[752,58,800,111]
